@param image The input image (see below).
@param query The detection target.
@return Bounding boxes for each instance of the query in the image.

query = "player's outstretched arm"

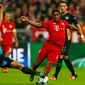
[21,16,42,28]
[76,24,85,43]
[69,24,85,43]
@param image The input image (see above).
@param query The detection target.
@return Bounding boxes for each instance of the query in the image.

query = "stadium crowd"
[0,0,85,42]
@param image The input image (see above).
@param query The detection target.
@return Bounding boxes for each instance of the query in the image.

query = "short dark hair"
[52,9,60,15]
[60,0,67,6]
[4,12,11,15]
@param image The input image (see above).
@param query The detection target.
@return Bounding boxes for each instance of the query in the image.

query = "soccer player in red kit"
[21,9,78,81]
[0,12,18,73]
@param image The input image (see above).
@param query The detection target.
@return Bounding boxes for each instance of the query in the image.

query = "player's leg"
[2,45,12,73]
[29,47,48,82]
[49,56,63,80]
[40,50,61,78]
[63,40,78,80]
[0,54,40,76]
[29,59,43,82]
[63,55,78,80]
[49,44,68,80]
[10,61,40,75]
[0,4,8,73]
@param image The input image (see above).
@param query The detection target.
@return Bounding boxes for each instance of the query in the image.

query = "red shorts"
[2,44,13,54]
[37,42,62,64]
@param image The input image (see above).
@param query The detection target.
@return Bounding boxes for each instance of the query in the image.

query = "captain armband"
[12,29,16,33]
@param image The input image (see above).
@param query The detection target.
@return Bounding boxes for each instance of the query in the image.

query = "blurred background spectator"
[0,0,85,42]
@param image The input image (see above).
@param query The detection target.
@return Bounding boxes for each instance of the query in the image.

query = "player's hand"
[15,41,18,48]
[77,30,81,35]
[0,37,3,41]
[21,16,28,22]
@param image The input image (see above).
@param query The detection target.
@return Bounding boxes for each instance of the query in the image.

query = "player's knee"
[57,59,62,67]
[63,55,68,60]
[16,62,24,70]
[11,61,24,70]
[60,55,64,59]
[5,52,10,57]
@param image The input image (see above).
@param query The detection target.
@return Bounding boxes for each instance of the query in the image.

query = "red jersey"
[41,20,70,46]
[0,21,15,45]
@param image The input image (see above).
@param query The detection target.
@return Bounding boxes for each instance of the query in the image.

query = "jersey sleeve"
[41,21,49,29]
[71,15,78,25]
[12,22,16,33]
[12,22,16,29]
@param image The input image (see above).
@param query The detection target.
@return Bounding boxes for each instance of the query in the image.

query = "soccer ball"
[37,76,49,84]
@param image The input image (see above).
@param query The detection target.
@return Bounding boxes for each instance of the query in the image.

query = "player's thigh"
[63,47,69,59]
[48,52,60,64]
[36,47,48,62]
[47,45,61,64]
[63,40,70,56]
[63,55,68,60]
[4,45,13,56]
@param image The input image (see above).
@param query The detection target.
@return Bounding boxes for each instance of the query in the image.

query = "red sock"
[43,66,51,75]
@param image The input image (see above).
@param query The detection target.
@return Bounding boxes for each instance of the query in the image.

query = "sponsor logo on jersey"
[65,16,69,20]
[9,25,12,28]
[62,23,64,25]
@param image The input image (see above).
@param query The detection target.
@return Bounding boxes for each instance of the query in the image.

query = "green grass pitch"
[0,67,85,85]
